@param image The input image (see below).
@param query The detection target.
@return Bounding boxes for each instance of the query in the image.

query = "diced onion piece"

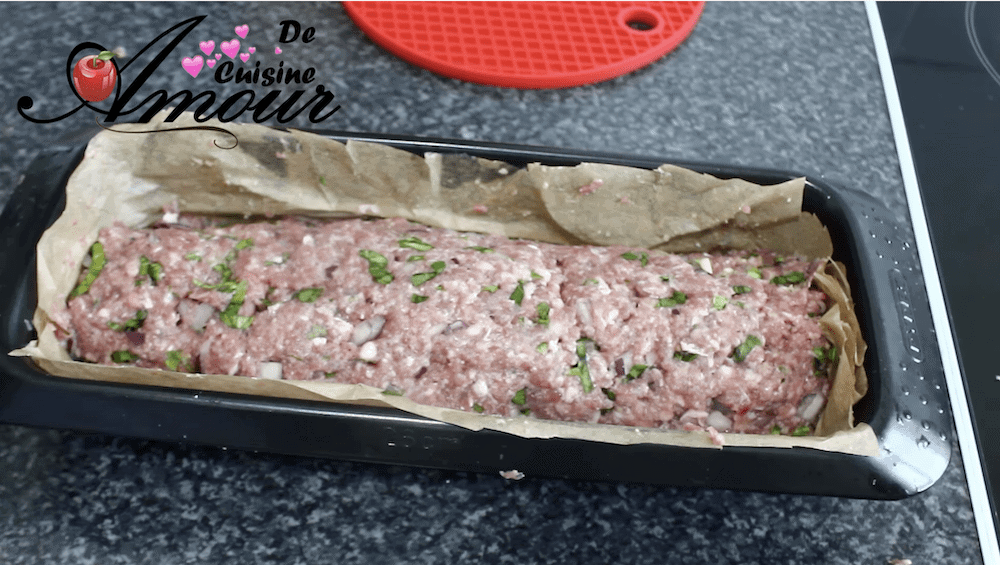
[706,410,733,431]
[444,320,467,334]
[351,316,385,345]
[797,393,824,421]
[473,380,488,396]
[259,362,283,380]
[695,257,713,274]
[576,299,593,327]
[359,341,377,361]
[679,409,708,426]
[189,303,215,331]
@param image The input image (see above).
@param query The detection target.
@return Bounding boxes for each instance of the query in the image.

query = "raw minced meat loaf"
[60,216,835,435]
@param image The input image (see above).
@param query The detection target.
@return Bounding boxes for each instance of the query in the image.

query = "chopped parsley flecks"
[398,236,434,251]
[673,351,698,362]
[575,337,595,358]
[359,249,394,285]
[510,280,525,306]
[294,287,323,303]
[184,252,202,261]
[411,261,446,286]
[213,262,235,281]
[568,361,593,393]
[406,255,426,262]
[770,425,782,435]
[731,335,762,363]
[535,302,550,326]
[771,271,806,286]
[813,344,838,376]
[531,271,543,280]
[306,324,328,339]
[195,257,243,292]
[481,284,499,293]
[472,403,485,413]
[656,291,688,308]
[165,350,194,372]
[219,280,254,330]
[569,338,595,393]
[194,278,232,290]
[235,238,254,250]
[511,388,527,406]
[624,364,648,382]
[382,388,404,396]
[813,345,838,364]
[747,267,763,279]
[621,251,649,267]
[732,285,752,295]
[107,310,147,332]
[713,296,728,311]
[466,246,494,253]
[260,286,277,308]
[135,255,163,286]
[602,387,617,401]
[111,350,139,363]
[536,342,549,354]
[791,425,811,437]
[583,278,600,286]
[411,294,429,303]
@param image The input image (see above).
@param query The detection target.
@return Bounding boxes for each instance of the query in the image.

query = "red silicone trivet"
[343,1,705,89]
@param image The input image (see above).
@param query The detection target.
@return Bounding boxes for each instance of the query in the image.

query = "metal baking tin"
[0,131,951,499]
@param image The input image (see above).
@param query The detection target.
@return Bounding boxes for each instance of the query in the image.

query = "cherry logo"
[72,51,117,102]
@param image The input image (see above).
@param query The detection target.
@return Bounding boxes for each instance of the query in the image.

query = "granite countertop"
[0,2,982,563]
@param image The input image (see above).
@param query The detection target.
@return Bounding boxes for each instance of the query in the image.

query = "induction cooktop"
[874,2,1000,562]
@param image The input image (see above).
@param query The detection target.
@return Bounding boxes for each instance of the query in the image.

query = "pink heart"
[199,40,215,56]
[182,56,204,78]
[274,46,282,55]
[220,39,240,59]
[235,24,249,39]
[215,53,221,60]
[248,47,256,54]
[240,52,250,63]
[206,59,216,69]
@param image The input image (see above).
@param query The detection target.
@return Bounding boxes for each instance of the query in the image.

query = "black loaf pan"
[0,130,951,499]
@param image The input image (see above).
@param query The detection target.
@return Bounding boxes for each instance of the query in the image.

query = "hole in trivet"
[619,7,662,33]
[628,18,654,31]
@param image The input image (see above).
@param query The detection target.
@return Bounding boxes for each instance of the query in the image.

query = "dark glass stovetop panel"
[880,0,1000,533]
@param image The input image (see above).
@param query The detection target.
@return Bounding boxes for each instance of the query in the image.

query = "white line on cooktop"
[866,2,998,564]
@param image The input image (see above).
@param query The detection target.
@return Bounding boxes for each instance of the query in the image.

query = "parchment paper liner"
[12,112,877,456]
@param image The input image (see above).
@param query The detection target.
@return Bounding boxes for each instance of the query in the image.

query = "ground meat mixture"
[61,216,835,436]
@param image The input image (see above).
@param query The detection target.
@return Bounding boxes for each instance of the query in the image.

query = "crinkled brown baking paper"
[12,112,877,455]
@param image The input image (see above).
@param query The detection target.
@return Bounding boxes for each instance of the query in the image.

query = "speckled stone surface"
[0,2,983,564]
